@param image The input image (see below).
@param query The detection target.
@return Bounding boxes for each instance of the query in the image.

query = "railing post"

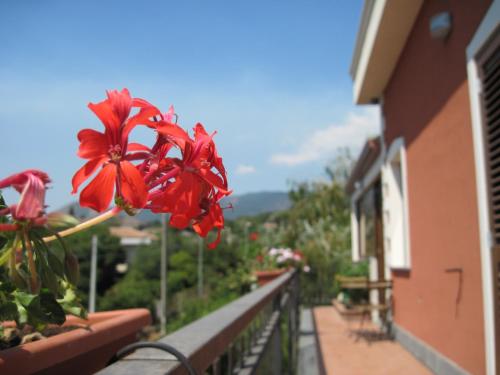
[288,293,294,375]
[272,316,282,374]
[227,343,233,375]
[292,272,300,374]
[210,357,221,375]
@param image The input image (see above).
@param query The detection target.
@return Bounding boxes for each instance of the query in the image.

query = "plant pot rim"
[0,308,151,375]
[253,269,287,276]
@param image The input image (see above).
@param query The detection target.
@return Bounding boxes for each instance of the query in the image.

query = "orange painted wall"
[382,1,492,374]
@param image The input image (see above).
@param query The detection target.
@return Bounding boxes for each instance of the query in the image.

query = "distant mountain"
[58,191,291,225]
[221,191,291,220]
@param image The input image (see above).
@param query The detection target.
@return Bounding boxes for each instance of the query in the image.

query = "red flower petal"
[77,129,108,159]
[207,228,222,250]
[79,164,117,212]
[193,202,224,249]
[119,161,148,209]
[193,216,211,237]
[150,171,202,223]
[106,88,132,125]
[71,157,107,194]
[198,168,230,194]
[156,121,190,142]
[128,143,151,152]
[88,100,121,141]
[132,97,155,108]
[15,173,46,220]
[122,105,162,141]
[0,170,50,193]
[169,213,190,229]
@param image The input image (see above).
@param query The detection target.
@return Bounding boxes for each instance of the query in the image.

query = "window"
[358,185,377,258]
[351,181,382,261]
[382,137,411,269]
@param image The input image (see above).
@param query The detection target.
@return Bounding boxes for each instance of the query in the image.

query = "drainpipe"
[379,95,387,158]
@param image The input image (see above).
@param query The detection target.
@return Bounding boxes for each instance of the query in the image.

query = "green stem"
[43,207,121,243]
[24,231,38,292]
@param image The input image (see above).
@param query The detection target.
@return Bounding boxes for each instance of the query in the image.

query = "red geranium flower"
[149,123,230,229]
[71,89,160,212]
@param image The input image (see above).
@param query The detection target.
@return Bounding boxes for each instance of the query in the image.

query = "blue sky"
[0,0,378,209]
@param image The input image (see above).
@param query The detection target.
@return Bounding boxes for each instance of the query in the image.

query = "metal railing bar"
[99,270,296,375]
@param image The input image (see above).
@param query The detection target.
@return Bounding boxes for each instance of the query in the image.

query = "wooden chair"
[336,275,393,334]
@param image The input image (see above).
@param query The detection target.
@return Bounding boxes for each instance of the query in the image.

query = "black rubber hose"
[108,341,198,375]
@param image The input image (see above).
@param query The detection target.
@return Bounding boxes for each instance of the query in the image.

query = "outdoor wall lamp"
[430,12,452,40]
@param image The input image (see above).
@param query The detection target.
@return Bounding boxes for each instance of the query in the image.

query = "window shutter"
[478,28,500,373]
[483,42,500,244]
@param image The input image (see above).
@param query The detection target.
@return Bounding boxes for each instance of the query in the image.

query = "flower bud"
[46,212,80,229]
[64,253,80,285]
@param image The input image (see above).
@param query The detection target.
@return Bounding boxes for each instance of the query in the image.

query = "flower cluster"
[269,247,303,264]
[0,89,231,329]
[257,247,310,272]
[72,88,231,248]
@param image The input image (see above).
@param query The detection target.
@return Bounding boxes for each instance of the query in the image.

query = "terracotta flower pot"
[254,269,286,286]
[0,308,151,375]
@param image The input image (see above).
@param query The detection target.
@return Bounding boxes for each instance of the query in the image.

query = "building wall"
[382,1,492,374]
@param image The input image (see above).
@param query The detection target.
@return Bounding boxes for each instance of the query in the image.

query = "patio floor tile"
[313,306,432,375]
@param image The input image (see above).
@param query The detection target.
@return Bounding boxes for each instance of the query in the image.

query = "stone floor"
[313,306,432,375]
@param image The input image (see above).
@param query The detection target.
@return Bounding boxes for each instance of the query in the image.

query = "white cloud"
[235,164,256,175]
[270,108,379,166]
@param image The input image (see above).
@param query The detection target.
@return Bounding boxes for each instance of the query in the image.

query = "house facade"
[348,1,499,374]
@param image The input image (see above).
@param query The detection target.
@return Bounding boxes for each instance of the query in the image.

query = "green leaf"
[64,253,80,285]
[39,262,59,295]
[37,291,65,325]
[17,290,66,329]
[31,233,65,279]
[57,286,77,304]
[30,236,60,295]
[40,231,80,286]
[16,304,28,325]
[0,191,6,209]
[0,301,18,321]
[60,303,86,319]
[47,249,65,278]
[57,286,87,319]
[0,280,15,294]
[0,192,6,225]
[0,243,12,267]
[14,291,36,306]
[11,266,28,290]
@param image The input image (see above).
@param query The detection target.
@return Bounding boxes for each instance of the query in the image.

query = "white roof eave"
[350,0,424,104]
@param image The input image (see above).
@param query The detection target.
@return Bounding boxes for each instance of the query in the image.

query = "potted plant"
[253,247,309,286]
[0,88,231,373]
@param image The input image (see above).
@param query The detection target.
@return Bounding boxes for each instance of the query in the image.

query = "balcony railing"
[99,270,300,375]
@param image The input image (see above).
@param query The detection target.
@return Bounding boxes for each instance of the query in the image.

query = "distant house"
[109,226,157,264]
[348,1,499,374]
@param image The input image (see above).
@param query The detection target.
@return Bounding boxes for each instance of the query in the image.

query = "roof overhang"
[350,0,424,104]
